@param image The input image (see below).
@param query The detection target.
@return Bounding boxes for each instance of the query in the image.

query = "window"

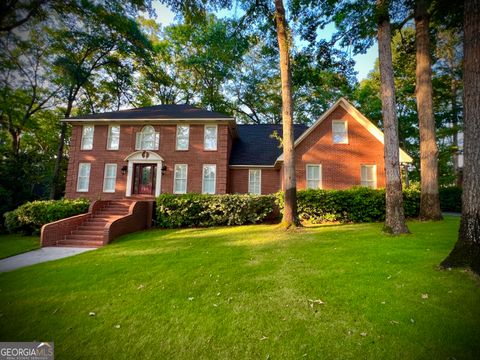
[77,163,91,192]
[81,125,94,150]
[107,125,120,150]
[135,125,159,150]
[202,164,216,194]
[174,164,188,194]
[204,125,217,150]
[248,169,261,195]
[332,120,348,144]
[361,165,377,189]
[306,164,322,189]
[103,164,117,192]
[176,125,190,150]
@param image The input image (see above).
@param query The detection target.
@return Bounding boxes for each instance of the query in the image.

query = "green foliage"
[276,187,421,224]
[156,193,276,228]
[4,199,90,235]
[439,186,462,213]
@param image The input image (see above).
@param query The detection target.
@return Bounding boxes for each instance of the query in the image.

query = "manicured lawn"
[0,217,479,359]
[0,234,40,259]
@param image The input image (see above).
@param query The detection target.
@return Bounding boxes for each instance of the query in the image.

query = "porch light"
[121,165,128,175]
[161,165,167,175]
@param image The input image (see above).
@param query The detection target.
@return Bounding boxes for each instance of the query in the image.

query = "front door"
[132,164,157,195]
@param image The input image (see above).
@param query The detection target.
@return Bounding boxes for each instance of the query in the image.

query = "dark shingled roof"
[230,124,309,166]
[68,104,233,120]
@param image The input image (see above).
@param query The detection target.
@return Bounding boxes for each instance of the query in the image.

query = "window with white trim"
[202,164,216,194]
[81,125,94,150]
[77,163,91,192]
[306,164,322,189]
[204,124,217,150]
[135,125,159,150]
[174,164,188,194]
[176,125,190,150]
[107,125,120,150]
[103,163,117,192]
[248,169,261,195]
[361,165,377,189]
[332,120,348,144]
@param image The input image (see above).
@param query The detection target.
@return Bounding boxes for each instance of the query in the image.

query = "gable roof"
[276,97,413,163]
[66,104,234,122]
[229,124,309,166]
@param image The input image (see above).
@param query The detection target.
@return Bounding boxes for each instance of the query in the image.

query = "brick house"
[64,97,412,201]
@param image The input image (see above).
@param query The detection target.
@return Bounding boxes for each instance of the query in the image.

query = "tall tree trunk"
[50,99,73,199]
[441,0,480,274]
[415,0,442,220]
[451,80,462,186]
[377,0,409,234]
[274,0,299,227]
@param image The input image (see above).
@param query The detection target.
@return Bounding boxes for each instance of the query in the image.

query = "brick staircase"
[57,201,132,247]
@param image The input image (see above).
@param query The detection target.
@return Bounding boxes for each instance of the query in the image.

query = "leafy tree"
[441,0,480,274]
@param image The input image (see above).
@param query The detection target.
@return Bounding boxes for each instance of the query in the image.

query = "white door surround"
[124,151,164,197]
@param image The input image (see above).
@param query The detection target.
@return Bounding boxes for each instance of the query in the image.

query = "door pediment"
[124,151,164,162]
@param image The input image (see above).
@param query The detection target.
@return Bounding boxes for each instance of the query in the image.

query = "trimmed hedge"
[439,186,462,212]
[156,193,276,228]
[4,198,90,235]
[276,187,421,224]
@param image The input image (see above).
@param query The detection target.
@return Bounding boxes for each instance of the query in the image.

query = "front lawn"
[0,217,478,359]
[0,234,40,259]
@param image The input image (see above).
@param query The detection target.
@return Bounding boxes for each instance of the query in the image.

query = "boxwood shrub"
[439,186,462,212]
[4,198,90,235]
[156,193,276,228]
[276,187,421,224]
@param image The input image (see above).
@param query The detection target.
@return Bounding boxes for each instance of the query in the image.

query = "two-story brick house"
[64,97,412,201]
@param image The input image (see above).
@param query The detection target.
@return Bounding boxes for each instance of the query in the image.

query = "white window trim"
[103,163,117,193]
[306,164,322,189]
[361,164,377,189]
[202,164,216,194]
[176,125,190,151]
[332,120,348,144]
[81,125,94,150]
[77,163,91,192]
[248,169,262,195]
[173,164,188,194]
[107,125,120,150]
[204,124,218,151]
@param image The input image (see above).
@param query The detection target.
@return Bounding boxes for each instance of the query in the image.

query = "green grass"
[0,234,40,259]
[0,217,479,359]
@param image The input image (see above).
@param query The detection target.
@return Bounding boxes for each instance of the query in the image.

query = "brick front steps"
[41,200,153,248]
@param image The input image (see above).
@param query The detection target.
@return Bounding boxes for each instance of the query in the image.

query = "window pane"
[103,164,117,192]
[81,125,94,150]
[332,121,347,144]
[249,169,261,195]
[176,125,189,150]
[204,125,217,150]
[77,163,91,191]
[108,125,120,150]
[202,165,216,194]
[306,165,321,189]
[174,164,187,193]
[361,165,376,188]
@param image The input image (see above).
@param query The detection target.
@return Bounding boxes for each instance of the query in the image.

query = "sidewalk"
[0,247,96,272]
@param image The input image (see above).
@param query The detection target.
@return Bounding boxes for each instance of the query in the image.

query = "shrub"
[439,186,462,213]
[156,193,276,228]
[4,198,90,235]
[276,187,421,224]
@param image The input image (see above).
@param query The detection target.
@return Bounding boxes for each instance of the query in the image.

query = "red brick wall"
[292,106,386,190]
[65,123,232,200]
[229,168,280,194]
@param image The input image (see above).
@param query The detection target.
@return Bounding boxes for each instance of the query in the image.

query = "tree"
[441,0,480,274]
[414,0,442,220]
[274,0,299,227]
[377,0,409,234]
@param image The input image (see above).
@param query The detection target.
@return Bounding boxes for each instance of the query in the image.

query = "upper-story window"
[107,125,120,150]
[204,124,218,150]
[176,125,190,150]
[332,120,348,144]
[135,125,159,150]
[81,125,94,150]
